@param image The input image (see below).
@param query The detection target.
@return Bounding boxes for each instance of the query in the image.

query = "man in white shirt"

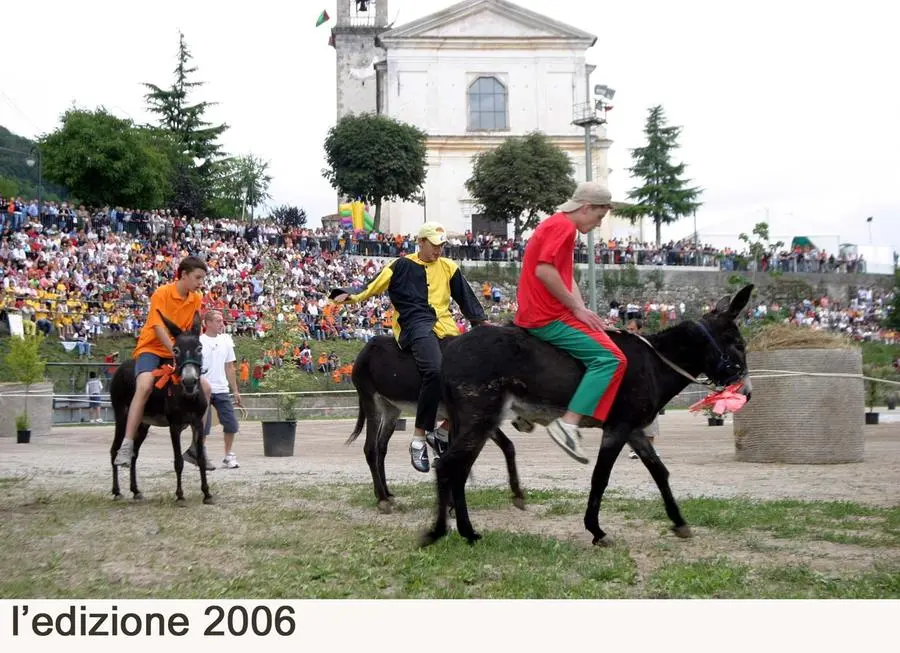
[201,310,243,469]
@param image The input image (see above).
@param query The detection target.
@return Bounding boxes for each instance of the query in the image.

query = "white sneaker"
[222,453,240,469]
[114,439,133,467]
[546,419,590,464]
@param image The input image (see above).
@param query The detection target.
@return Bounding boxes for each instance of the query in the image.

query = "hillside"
[0,125,66,201]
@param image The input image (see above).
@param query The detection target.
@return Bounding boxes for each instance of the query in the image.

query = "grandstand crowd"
[0,196,894,364]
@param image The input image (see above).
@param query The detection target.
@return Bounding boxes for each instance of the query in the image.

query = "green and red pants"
[528,314,627,421]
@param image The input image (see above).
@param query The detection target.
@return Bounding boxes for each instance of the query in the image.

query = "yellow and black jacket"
[349,253,486,348]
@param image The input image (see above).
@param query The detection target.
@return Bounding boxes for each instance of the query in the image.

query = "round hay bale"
[734,348,864,463]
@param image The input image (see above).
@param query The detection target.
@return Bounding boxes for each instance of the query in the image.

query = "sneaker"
[425,428,449,457]
[222,452,240,469]
[114,439,133,467]
[409,439,430,473]
[183,447,216,471]
[546,419,590,464]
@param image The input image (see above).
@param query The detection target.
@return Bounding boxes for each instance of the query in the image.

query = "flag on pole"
[316,10,330,27]
[328,33,335,47]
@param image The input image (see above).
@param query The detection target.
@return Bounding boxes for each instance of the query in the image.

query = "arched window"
[468,76,508,131]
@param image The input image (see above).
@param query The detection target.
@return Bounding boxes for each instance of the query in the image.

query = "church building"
[331,0,635,240]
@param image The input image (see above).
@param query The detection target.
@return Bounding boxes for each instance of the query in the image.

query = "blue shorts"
[89,395,101,409]
[205,393,240,435]
[134,353,173,378]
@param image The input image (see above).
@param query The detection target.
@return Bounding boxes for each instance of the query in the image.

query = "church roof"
[379,0,597,46]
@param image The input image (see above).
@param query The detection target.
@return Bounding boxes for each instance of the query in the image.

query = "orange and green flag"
[315,10,330,27]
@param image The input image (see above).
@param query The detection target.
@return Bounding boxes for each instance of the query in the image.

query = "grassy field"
[2,477,898,599]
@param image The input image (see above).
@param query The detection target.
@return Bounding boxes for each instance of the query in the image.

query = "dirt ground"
[2,411,899,507]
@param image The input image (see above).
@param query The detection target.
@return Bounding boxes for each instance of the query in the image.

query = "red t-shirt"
[514,212,577,328]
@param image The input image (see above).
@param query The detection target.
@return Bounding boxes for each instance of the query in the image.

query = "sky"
[2,0,897,253]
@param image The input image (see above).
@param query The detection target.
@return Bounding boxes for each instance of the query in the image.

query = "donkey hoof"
[592,535,614,547]
[387,494,397,504]
[419,528,446,548]
[512,495,526,511]
[132,493,144,502]
[463,532,482,546]
[377,500,393,514]
[672,525,693,539]
[112,494,123,501]
[203,495,216,505]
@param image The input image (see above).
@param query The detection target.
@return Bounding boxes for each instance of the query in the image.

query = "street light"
[0,145,42,212]
[572,70,615,313]
[866,216,873,245]
[240,186,249,222]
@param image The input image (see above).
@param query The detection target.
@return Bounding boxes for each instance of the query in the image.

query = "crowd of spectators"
[0,195,894,358]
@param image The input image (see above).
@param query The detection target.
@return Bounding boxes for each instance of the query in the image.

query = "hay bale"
[734,347,864,464]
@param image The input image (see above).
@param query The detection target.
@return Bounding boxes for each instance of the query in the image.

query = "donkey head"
[158,310,204,397]
[697,284,754,397]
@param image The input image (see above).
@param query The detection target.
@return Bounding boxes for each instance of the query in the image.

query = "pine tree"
[143,31,229,216]
[617,105,702,246]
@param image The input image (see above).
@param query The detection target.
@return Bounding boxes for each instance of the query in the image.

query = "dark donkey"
[347,334,526,513]
[109,310,214,504]
[421,285,755,547]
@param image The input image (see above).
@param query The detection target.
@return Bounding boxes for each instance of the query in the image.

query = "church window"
[468,76,508,131]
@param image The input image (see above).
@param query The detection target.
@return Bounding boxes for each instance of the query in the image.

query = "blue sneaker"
[409,439,430,473]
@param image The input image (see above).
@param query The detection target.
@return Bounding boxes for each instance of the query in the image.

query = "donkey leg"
[584,426,629,545]
[130,425,149,501]
[628,430,690,538]
[490,428,525,510]
[170,425,186,502]
[111,414,126,500]
[363,416,394,513]
[448,436,489,544]
[195,422,214,504]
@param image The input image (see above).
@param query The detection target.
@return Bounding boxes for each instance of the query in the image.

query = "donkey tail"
[345,394,366,446]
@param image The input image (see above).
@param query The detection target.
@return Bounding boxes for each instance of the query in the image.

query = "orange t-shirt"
[133,282,203,359]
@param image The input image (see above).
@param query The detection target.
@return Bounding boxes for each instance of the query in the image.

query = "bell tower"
[333,0,389,119]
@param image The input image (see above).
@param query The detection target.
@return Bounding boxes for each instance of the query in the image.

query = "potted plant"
[15,413,30,444]
[258,365,302,457]
[703,406,725,427]
[863,364,884,425]
[5,333,47,443]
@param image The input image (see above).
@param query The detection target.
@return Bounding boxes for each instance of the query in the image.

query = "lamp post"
[1,145,42,212]
[572,73,615,313]
[240,186,249,222]
[866,216,873,245]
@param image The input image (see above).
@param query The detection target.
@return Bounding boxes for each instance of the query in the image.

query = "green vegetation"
[1,480,897,599]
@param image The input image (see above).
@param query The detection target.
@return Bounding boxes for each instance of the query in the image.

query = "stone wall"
[457,262,894,310]
[0,382,54,437]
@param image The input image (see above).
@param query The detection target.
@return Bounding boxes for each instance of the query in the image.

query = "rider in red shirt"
[515,182,626,464]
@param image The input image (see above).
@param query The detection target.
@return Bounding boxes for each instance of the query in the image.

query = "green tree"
[739,221,784,270]
[616,105,703,246]
[40,108,172,208]
[5,333,47,430]
[465,131,575,241]
[270,204,307,228]
[208,154,272,219]
[143,31,229,216]
[884,269,900,330]
[322,113,427,232]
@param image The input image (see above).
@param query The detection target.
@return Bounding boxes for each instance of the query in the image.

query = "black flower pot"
[707,417,725,427]
[865,412,879,425]
[16,429,31,443]
[262,421,297,457]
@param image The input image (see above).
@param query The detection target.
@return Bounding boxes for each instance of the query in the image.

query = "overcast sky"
[3,0,896,252]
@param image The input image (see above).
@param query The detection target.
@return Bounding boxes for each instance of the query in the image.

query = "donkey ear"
[157,309,182,339]
[191,311,202,335]
[713,295,731,314]
[728,284,755,318]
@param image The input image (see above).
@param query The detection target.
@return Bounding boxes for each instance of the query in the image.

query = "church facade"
[332,0,635,240]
